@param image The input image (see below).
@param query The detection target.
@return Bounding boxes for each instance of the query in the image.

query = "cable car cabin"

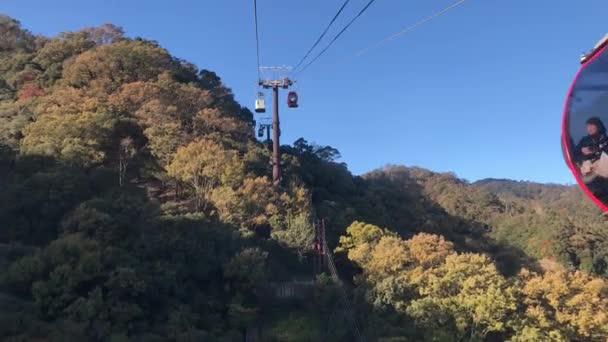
[562,33,608,211]
[287,91,299,108]
[255,92,266,113]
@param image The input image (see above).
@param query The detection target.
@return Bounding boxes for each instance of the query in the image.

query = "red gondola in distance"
[562,33,608,211]
[287,91,299,108]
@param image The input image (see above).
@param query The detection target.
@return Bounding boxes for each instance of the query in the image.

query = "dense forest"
[0,15,607,341]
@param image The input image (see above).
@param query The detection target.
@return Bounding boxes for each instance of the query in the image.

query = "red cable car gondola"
[562,33,608,211]
[287,91,299,108]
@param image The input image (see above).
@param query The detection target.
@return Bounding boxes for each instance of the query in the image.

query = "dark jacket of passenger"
[575,117,608,163]
[576,134,608,162]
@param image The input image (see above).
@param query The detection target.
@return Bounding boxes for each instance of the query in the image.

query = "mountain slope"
[0,15,607,341]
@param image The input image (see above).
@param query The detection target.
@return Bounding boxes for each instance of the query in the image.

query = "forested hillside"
[474,178,608,274]
[1,15,607,341]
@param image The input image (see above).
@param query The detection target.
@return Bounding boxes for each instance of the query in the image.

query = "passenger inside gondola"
[576,117,608,202]
[577,117,608,162]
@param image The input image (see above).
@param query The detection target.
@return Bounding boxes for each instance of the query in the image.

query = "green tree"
[0,15,36,53]
[21,109,116,166]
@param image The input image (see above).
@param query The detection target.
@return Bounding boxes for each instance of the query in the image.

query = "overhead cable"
[297,0,378,74]
[293,0,352,72]
[357,0,466,56]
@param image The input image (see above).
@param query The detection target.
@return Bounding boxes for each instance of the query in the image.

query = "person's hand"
[582,147,593,155]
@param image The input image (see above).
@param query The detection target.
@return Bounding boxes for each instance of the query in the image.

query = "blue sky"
[2,0,607,183]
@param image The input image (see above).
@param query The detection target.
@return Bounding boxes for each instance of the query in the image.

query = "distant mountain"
[474,178,574,202]
[399,170,608,275]
[326,166,607,276]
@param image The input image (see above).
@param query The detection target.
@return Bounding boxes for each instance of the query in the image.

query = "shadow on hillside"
[334,168,541,277]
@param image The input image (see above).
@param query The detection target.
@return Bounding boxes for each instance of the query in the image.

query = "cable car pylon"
[257,66,296,187]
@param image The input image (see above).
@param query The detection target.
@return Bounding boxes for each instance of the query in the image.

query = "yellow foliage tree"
[211,176,277,229]
[517,268,608,341]
[167,138,235,210]
[193,107,253,140]
[407,253,518,340]
[36,86,105,117]
[109,75,218,168]
[336,221,396,268]
[407,233,454,269]
[109,74,212,128]
[338,222,520,341]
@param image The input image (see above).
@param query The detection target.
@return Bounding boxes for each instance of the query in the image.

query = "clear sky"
[2,0,607,183]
